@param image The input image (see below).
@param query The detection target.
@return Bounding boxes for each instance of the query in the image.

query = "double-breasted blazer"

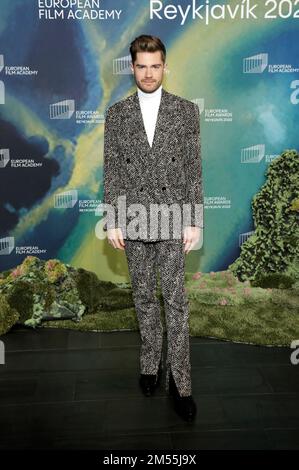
[102,87,203,242]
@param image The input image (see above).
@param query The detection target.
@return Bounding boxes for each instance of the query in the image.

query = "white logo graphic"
[50,100,75,119]
[113,55,133,75]
[191,98,204,114]
[239,231,255,246]
[0,237,15,255]
[243,53,268,73]
[241,145,265,163]
[54,190,78,208]
[0,149,10,167]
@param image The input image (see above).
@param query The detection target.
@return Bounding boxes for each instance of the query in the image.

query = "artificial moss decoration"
[6,279,35,323]
[68,267,136,312]
[250,272,295,289]
[0,256,86,329]
[0,296,19,336]
[229,149,299,282]
[0,255,136,333]
[42,269,299,346]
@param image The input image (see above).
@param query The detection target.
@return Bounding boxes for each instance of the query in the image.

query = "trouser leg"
[156,240,192,397]
[124,240,163,375]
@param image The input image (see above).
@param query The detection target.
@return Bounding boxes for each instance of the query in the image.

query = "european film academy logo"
[0,236,46,255]
[0,54,38,103]
[243,53,299,74]
[241,145,279,164]
[0,148,43,168]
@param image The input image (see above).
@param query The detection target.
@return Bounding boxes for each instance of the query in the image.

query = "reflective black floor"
[0,325,298,450]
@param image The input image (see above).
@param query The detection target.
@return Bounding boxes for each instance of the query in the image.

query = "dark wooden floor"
[0,325,298,450]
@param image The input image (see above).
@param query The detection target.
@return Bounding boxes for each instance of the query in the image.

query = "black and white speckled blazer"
[102,87,203,242]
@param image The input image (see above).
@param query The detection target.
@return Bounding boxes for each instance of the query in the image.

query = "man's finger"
[113,238,122,250]
[183,228,189,244]
[107,228,125,250]
[116,229,125,249]
[184,239,191,253]
[118,234,125,248]
[117,239,125,250]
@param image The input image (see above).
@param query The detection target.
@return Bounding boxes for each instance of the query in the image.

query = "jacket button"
[172,157,175,161]
[162,186,166,191]
[126,158,130,163]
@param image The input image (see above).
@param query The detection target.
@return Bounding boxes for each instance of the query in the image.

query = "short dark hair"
[130,35,166,64]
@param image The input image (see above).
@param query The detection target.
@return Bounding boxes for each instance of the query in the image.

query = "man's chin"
[138,82,160,93]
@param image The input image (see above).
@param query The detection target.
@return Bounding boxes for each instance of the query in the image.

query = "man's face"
[130,51,166,93]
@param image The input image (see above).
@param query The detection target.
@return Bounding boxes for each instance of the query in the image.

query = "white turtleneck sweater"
[137,84,162,147]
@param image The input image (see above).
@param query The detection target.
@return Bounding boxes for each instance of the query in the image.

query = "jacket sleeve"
[184,103,204,228]
[102,106,121,231]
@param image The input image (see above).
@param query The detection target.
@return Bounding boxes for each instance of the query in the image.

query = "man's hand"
[183,226,201,254]
[107,228,125,250]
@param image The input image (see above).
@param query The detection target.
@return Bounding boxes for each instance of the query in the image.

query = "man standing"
[103,35,203,422]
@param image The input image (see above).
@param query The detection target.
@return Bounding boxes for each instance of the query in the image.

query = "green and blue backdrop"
[0,0,298,282]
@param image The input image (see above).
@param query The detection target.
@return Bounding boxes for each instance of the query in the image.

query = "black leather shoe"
[169,370,197,422]
[139,359,163,397]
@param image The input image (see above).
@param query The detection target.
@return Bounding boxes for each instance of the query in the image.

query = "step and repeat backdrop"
[0,0,298,282]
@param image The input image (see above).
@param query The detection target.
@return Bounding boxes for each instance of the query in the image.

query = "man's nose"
[145,68,153,77]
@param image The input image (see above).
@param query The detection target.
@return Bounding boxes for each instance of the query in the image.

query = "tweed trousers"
[124,238,192,397]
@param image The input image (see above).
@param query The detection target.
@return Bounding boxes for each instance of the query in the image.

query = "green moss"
[44,259,67,283]
[0,256,88,331]
[6,280,34,323]
[228,149,299,282]
[2,253,298,347]
[251,272,295,289]
[73,268,134,313]
[0,295,19,336]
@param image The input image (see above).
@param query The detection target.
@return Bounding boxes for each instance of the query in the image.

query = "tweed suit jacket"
[102,87,203,242]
